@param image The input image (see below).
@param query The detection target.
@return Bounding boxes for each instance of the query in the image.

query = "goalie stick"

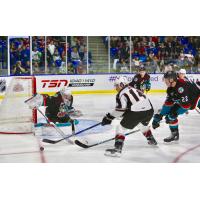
[74,129,140,148]
[25,96,76,144]
[36,108,74,143]
[195,108,200,114]
[42,122,102,144]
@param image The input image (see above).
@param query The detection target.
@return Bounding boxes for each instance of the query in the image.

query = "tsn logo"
[41,80,68,88]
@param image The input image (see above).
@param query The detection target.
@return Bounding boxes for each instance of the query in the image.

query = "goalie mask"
[60,87,72,105]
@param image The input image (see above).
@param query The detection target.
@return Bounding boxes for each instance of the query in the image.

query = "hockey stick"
[42,122,102,144]
[74,129,140,149]
[195,108,200,114]
[36,108,73,143]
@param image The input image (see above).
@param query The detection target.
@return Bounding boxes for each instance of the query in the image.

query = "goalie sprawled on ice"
[26,87,82,125]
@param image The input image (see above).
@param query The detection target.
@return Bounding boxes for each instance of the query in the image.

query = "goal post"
[0,76,37,134]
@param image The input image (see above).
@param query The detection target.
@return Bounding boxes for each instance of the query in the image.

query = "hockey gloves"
[25,93,44,109]
[101,113,115,126]
[57,111,67,118]
[152,114,163,129]
[145,86,150,92]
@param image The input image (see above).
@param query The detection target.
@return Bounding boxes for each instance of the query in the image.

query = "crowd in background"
[1,36,200,76]
[46,36,66,74]
[110,36,130,72]
[0,37,7,75]
[131,36,200,73]
[32,36,45,74]
[67,36,88,74]
[110,36,200,73]
[10,37,30,75]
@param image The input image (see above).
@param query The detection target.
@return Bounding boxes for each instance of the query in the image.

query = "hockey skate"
[147,135,157,145]
[164,130,179,142]
[104,148,122,157]
[104,139,123,157]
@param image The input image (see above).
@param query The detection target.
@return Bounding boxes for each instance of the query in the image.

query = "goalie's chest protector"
[46,93,63,114]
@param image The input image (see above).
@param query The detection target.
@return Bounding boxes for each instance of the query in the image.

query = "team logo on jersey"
[0,79,6,93]
[134,78,138,82]
[178,87,184,94]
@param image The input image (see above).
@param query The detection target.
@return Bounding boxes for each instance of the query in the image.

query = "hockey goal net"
[0,76,37,134]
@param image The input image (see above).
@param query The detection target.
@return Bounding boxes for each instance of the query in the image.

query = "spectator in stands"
[32,46,41,65]
[118,58,129,72]
[21,45,30,64]
[194,49,200,71]
[78,42,85,60]
[12,61,29,75]
[47,40,55,67]
[132,57,141,68]
[71,47,81,74]
[32,36,45,74]
[48,40,56,56]
[53,49,62,63]
[33,61,40,73]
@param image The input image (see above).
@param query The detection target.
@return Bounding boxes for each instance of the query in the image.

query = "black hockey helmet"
[139,66,146,71]
[163,71,177,82]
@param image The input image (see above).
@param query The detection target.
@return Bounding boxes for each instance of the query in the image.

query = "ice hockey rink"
[0,93,199,163]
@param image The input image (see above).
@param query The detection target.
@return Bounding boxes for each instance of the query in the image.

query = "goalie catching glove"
[57,111,68,118]
[101,113,115,126]
[25,93,44,109]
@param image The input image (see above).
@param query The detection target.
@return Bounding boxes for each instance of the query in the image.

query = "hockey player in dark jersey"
[152,71,200,142]
[129,66,151,93]
[177,68,200,110]
[42,88,74,123]
[101,76,157,157]
[26,87,80,124]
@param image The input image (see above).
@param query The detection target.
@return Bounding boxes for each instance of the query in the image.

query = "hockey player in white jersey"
[102,76,157,157]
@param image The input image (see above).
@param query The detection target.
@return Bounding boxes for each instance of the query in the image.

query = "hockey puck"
[40,146,44,151]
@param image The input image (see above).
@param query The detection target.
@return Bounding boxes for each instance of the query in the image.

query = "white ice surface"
[0,93,200,163]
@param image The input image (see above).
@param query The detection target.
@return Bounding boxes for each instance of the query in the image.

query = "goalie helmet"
[60,87,72,96]
[139,66,146,71]
[114,76,128,87]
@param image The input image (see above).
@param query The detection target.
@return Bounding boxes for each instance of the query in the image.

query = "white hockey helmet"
[114,76,128,87]
[60,87,72,96]
[179,68,186,74]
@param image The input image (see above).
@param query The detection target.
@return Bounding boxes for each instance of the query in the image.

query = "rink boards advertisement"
[0,74,200,98]
[33,74,166,94]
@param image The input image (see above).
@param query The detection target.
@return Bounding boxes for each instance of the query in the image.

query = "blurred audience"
[46,36,66,74]
[0,37,7,75]
[110,36,130,72]
[10,37,30,75]
[131,36,200,73]
[67,36,92,74]
[2,36,200,76]
[32,36,45,74]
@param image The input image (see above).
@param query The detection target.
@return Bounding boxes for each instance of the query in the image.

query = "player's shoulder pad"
[118,85,129,96]
[177,79,186,85]
[133,74,139,81]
